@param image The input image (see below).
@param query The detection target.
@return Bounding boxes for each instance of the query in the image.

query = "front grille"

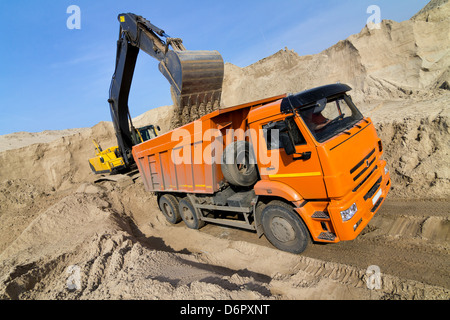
[364,177,382,201]
[353,156,376,181]
[353,165,377,192]
[350,149,375,174]
[371,197,384,212]
[351,148,378,193]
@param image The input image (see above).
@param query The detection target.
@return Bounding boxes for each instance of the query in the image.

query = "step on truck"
[132,83,391,254]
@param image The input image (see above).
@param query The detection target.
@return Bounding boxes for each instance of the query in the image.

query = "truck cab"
[248,84,391,249]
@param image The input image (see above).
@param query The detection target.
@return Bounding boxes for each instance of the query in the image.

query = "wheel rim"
[236,149,255,175]
[236,150,248,173]
[162,202,173,218]
[270,216,296,242]
[182,205,194,222]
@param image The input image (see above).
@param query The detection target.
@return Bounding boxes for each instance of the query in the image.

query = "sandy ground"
[0,177,448,300]
[0,0,448,300]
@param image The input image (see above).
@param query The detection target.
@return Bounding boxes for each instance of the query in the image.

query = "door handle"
[293,151,312,161]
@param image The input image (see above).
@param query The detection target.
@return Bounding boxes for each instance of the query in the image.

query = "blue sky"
[0,0,429,135]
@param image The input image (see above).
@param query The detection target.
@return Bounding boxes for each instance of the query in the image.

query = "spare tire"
[221,141,259,187]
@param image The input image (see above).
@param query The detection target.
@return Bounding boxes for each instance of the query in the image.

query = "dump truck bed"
[134,117,218,194]
[132,95,286,194]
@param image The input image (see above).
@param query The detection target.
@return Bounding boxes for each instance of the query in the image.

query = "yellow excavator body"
[89,124,159,174]
[88,140,126,174]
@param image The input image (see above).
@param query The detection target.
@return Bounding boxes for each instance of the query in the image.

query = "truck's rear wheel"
[158,194,182,224]
[221,141,258,187]
[178,198,205,230]
[261,201,311,254]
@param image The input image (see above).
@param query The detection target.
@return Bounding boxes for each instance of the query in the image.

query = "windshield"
[140,127,157,142]
[298,94,363,143]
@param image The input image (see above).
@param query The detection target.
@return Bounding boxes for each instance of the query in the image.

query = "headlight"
[384,166,389,175]
[340,203,358,222]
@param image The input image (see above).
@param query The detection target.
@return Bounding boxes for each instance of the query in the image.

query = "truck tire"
[178,198,205,230]
[158,194,182,224]
[221,141,258,187]
[261,201,311,254]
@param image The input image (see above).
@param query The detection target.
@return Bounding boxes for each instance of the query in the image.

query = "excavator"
[88,124,160,174]
[89,13,224,174]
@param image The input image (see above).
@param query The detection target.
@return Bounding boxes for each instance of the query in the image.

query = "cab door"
[255,114,327,200]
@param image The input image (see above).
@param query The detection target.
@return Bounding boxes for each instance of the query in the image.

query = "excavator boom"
[108,13,224,167]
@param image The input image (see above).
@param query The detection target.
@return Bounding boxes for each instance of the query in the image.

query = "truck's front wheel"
[261,201,311,254]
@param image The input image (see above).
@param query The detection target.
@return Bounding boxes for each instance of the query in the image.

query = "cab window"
[263,117,306,150]
[299,94,363,143]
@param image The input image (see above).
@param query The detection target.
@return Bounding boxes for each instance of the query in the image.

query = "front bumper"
[327,160,391,241]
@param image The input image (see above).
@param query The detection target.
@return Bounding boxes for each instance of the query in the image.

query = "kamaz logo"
[366,160,370,167]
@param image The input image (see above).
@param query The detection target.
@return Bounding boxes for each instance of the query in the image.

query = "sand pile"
[221,0,449,107]
[0,183,271,300]
[132,104,175,133]
[375,99,450,199]
[0,122,115,192]
[0,129,86,153]
[0,0,449,300]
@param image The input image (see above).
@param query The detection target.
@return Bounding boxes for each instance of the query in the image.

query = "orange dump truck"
[132,84,391,254]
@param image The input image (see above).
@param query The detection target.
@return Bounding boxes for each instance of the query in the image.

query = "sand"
[0,0,449,300]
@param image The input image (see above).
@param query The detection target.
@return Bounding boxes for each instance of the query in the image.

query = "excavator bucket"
[159,50,224,118]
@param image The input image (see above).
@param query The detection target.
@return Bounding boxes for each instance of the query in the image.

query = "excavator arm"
[108,13,224,167]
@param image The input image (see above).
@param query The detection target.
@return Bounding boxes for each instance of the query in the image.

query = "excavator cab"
[131,125,160,145]
[89,124,161,175]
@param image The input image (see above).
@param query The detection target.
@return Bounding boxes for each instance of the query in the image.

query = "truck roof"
[280,83,352,113]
